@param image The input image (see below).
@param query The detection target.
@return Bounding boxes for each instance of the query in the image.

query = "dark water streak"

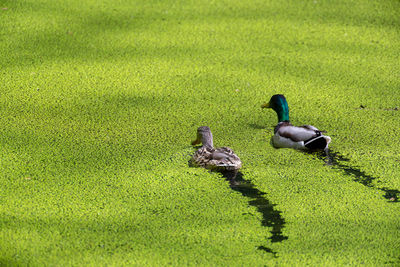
[310,150,399,203]
[222,171,288,257]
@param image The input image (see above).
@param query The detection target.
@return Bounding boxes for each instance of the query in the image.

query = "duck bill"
[191,133,201,146]
[261,102,271,108]
[191,138,201,145]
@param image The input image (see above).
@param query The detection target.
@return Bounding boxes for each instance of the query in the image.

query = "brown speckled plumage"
[190,126,242,172]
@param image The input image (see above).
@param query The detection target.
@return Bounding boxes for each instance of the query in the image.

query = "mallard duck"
[261,94,331,150]
[190,126,242,172]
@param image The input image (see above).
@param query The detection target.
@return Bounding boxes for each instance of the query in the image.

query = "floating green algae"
[1,0,400,265]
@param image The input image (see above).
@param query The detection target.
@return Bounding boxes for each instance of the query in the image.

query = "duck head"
[191,126,214,148]
[261,94,290,122]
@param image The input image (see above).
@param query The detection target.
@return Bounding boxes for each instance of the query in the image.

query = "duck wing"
[277,125,319,142]
[212,147,241,166]
[190,146,242,171]
[299,125,331,149]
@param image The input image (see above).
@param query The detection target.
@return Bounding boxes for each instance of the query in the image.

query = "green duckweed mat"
[1,0,399,266]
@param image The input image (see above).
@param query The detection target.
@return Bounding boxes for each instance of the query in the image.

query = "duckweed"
[1,0,399,265]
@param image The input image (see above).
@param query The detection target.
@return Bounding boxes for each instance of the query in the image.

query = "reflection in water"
[310,149,399,203]
[222,171,288,257]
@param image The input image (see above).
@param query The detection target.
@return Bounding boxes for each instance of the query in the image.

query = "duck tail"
[304,135,331,150]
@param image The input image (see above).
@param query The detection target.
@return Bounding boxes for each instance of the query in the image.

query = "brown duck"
[190,126,242,172]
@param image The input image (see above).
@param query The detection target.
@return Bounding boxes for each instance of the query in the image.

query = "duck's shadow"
[222,170,288,257]
[223,171,288,242]
[188,153,287,257]
[304,149,399,203]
